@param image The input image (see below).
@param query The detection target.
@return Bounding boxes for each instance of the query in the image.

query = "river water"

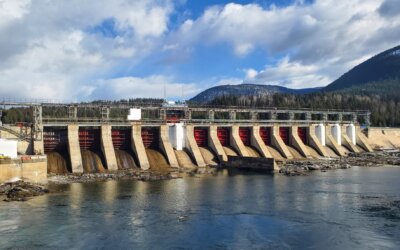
[1,166,400,249]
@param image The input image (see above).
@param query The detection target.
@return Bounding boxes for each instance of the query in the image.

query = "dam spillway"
[0,100,375,175]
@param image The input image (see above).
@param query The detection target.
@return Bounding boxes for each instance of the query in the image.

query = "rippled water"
[1,166,400,249]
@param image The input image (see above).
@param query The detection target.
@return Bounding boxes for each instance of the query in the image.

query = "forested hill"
[187,44,400,126]
[190,84,320,103]
[324,45,400,92]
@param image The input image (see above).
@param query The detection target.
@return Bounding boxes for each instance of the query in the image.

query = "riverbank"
[278,150,400,176]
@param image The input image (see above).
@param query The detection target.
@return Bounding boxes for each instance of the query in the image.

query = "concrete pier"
[185,125,206,167]
[341,125,359,153]
[251,126,273,158]
[230,125,250,157]
[131,124,150,170]
[33,124,44,155]
[356,126,373,152]
[271,125,293,159]
[209,125,227,162]
[308,124,328,157]
[325,125,345,156]
[67,124,83,173]
[100,125,118,171]
[159,125,179,168]
[289,126,312,158]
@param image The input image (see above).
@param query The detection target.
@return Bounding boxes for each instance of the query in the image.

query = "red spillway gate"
[112,129,131,150]
[279,127,290,145]
[43,128,68,152]
[194,127,208,147]
[297,127,308,144]
[141,127,159,149]
[79,128,101,150]
[259,127,271,146]
[217,127,230,146]
[239,127,251,146]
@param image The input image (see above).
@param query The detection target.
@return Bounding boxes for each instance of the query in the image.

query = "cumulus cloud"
[90,75,200,100]
[0,0,400,100]
[0,0,174,100]
[169,0,400,88]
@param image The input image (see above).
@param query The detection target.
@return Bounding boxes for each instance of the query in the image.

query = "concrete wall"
[289,126,311,158]
[230,125,250,157]
[308,124,328,157]
[251,126,273,158]
[67,124,83,173]
[168,123,185,150]
[33,125,44,155]
[100,125,118,171]
[271,125,293,159]
[208,125,227,162]
[341,125,359,153]
[131,123,150,170]
[0,157,47,183]
[159,125,179,168]
[185,125,206,167]
[356,126,373,152]
[367,127,400,149]
[325,124,345,156]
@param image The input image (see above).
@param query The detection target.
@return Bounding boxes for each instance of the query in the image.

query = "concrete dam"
[0,101,375,180]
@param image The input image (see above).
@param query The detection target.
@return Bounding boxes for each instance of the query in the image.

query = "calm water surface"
[1,166,400,249]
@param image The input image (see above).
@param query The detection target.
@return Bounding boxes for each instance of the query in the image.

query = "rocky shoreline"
[0,180,49,202]
[2,150,399,201]
[278,150,400,176]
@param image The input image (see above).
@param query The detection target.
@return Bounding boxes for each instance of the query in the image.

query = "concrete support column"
[270,112,277,121]
[331,124,342,146]
[305,112,312,121]
[185,125,206,167]
[100,125,118,171]
[315,123,326,146]
[131,123,150,170]
[230,125,250,157]
[355,125,373,152]
[308,124,328,157]
[159,125,179,168]
[271,125,293,159]
[169,123,185,150]
[251,126,273,159]
[289,126,311,158]
[346,124,356,145]
[209,110,215,121]
[338,113,343,122]
[185,109,192,120]
[33,125,44,155]
[341,124,359,153]
[251,112,258,121]
[322,113,328,122]
[288,112,295,121]
[67,124,83,173]
[229,111,236,121]
[325,124,345,156]
[208,125,227,162]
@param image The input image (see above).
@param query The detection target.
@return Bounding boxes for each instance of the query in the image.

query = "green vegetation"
[206,78,400,127]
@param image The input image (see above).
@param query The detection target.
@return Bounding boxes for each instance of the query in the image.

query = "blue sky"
[0,0,399,101]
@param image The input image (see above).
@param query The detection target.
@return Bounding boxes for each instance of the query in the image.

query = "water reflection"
[0,167,399,249]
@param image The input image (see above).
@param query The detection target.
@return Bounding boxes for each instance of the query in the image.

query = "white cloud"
[171,0,400,88]
[0,0,174,100]
[91,75,200,100]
